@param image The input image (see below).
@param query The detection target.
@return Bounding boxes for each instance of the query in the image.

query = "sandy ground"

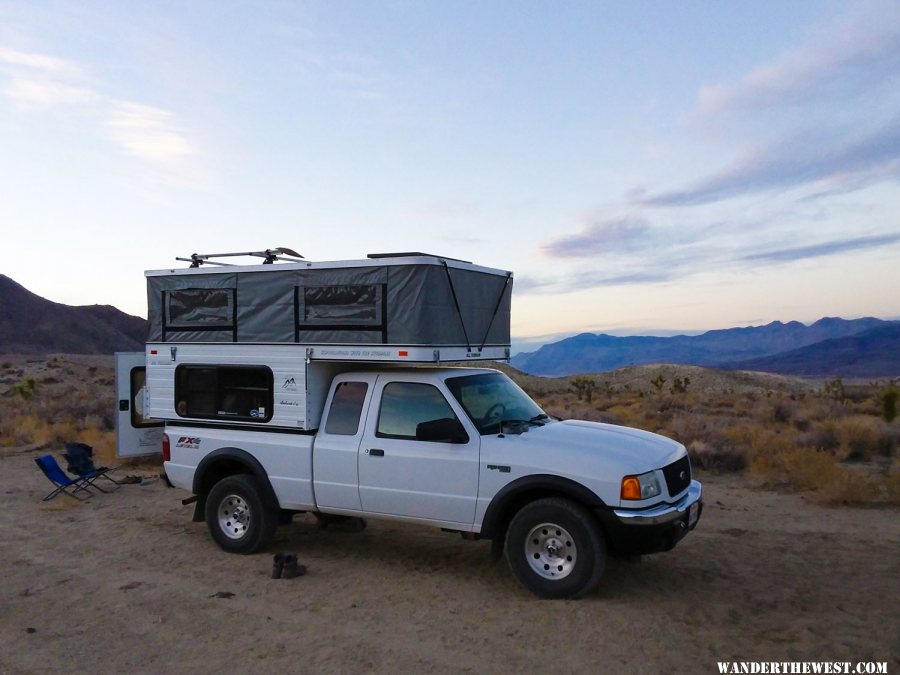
[1,449,898,675]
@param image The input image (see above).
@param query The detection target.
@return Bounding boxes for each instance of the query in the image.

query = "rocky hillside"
[0,275,147,354]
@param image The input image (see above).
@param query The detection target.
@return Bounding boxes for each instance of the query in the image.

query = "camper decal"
[282,377,298,391]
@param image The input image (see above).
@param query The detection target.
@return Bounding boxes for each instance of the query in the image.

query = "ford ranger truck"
[163,366,702,599]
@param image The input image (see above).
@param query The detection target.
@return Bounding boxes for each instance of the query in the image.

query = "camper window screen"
[166,289,234,328]
[174,365,273,422]
[302,285,380,325]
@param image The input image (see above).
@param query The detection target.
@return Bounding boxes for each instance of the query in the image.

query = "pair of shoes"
[282,554,306,579]
[271,552,307,579]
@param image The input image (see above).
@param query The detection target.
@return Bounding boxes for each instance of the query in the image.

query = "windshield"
[445,372,547,435]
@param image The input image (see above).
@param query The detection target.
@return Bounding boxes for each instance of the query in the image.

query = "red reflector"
[150,350,157,355]
[398,351,408,357]
[162,434,170,462]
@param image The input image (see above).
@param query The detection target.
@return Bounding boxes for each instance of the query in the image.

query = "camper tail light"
[162,434,170,462]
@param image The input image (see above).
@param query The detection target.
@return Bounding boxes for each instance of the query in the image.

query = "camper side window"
[175,365,273,422]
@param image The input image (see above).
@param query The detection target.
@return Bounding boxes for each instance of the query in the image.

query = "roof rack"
[176,247,304,268]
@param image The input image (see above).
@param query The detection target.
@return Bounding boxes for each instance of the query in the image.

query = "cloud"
[0,44,197,172]
[107,102,193,163]
[0,46,82,76]
[3,76,97,106]
[740,233,900,263]
[698,7,900,114]
[541,215,652,258]
[641,118,900,207]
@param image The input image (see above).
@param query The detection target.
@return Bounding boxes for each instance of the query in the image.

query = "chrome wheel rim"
[218,493,251,540]
[525,522,577,580]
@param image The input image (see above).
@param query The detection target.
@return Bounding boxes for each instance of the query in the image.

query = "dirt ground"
[1,449,897,675]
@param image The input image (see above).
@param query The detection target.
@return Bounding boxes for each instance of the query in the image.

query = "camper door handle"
[368,448,384,457]
[119,399,129,411]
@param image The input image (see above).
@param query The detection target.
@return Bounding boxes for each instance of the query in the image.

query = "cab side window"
[324,381,368,436]
[376,382,466,442]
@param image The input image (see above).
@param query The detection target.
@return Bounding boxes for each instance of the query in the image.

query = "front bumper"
[596,480,703,555]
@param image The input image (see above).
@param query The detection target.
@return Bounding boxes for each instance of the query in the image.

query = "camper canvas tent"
[146,253,512,361]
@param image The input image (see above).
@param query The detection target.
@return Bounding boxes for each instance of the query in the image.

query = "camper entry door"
[115,352,164,458]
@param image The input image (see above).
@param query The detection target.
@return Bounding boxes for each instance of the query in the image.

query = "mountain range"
[0,274,147,354]
[1,274,897,378]
[511,317,900,378]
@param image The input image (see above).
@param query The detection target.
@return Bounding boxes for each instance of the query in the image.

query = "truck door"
[312,373,378,511]
[115,352,164,458]
[358,375,480,525]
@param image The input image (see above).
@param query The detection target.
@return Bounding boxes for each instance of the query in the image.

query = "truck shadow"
[271,514,720,602]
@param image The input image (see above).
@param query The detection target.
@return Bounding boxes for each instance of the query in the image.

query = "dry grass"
[0,355,116,461]
[3,356,898,506]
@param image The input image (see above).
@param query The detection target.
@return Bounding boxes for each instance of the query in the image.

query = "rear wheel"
[505,497,605,599]
[205,474,277,554]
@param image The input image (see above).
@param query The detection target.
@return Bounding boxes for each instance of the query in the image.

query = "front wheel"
[205,474,277,554]
[504,497,605,599]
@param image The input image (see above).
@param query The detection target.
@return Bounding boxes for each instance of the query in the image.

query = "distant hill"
[0,275,147,354]
[510,317,897,377]
[722,324,900,378]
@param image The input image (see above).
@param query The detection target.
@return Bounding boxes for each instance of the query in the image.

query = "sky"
[1,0,899,353]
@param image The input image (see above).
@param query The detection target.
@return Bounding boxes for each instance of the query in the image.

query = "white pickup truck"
[163,365,702,599]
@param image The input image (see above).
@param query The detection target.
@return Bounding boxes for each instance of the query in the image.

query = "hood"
[491,419,686,478]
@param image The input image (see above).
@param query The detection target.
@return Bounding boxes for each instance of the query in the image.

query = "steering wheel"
[482,402,506,425]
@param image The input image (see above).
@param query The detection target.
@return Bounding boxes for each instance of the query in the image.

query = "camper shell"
[143,252,513,430]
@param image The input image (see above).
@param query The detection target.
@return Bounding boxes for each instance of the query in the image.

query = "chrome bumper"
[612,480,703,526]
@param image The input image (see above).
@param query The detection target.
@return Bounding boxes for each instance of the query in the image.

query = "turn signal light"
[621,476,642,500]
[162,434,170,462]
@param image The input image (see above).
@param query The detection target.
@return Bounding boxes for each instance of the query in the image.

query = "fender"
[479,474,608,540]
[191,447,281,519]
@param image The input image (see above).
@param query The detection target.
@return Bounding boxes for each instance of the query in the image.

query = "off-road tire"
[205,474,277,554]
[504,497,605,599]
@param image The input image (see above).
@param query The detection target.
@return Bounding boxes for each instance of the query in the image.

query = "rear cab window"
[324,381,369,435]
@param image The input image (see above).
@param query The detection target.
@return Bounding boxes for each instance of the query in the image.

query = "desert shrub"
[749,446,843,492]
[792,415,811,432]
[570,376,596,403]
[12,377,37,400]
[808,420,840,452]
[879,385,899,423]
[689,440,747,472]
[670,376,690,394]
[667,414,707,447]
[823,378,845,401]
[833,416,882,462]
[771,400,794,424]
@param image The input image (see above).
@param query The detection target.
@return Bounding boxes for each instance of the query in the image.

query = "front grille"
[662,455,691,497]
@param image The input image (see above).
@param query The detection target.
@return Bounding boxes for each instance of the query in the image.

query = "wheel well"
[191,448,279,522]
[480,476,608,542]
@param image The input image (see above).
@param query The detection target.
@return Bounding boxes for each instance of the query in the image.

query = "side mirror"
[416,417,468,444]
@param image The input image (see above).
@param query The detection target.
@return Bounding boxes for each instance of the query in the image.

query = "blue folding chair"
[63,442,120,493]
[34,454,93,501]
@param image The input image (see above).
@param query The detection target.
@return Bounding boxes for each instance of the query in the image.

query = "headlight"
[620,471,661,500]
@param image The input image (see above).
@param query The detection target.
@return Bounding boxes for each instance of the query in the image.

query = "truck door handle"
[368,448,384,457]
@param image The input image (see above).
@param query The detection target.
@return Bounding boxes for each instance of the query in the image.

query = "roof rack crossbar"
[176,248,304,268]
